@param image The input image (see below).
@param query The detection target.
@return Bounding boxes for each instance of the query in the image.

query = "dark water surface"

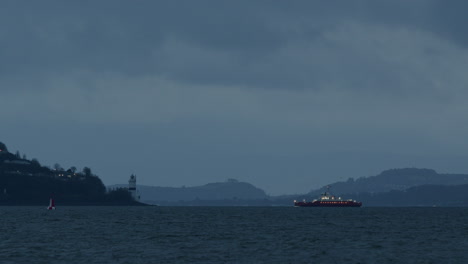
[0,207,467,263]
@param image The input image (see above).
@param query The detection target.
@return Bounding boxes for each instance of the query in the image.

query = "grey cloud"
[3,1,468,194]
[3,1,466,87]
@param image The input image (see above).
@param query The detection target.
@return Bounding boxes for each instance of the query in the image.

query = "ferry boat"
[294,186,362,207]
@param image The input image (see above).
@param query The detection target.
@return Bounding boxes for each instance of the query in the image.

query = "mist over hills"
[348,184,468,207]
[121,168,468,206]
[3,140,468,206]
[308,168,468,196]
[109,179,269,205]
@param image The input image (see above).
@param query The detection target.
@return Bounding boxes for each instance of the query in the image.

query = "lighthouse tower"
[128,174,138,201]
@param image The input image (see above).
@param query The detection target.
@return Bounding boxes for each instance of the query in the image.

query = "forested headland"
[0,142,141,205]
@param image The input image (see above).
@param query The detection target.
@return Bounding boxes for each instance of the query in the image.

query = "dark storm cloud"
[2,0,467,91]
[0,1,281,76]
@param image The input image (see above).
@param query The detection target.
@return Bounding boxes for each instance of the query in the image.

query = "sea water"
[0,206,467,264]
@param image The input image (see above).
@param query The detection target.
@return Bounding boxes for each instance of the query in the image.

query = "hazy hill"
[309,168,468,196]
[107,168,468,206]
[109,179,268,204]
[347,184,468,207]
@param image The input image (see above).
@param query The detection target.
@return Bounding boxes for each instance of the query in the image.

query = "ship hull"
[294,201,362,207]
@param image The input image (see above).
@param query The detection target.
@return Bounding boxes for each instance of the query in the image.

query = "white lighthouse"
[128,174,138,201]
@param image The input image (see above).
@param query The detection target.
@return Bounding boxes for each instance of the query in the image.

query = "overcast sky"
[2,1,468,195]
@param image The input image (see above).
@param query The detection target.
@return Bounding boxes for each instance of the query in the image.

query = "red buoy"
[47,198,56,210]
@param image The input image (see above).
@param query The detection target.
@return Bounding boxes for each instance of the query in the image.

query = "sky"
[2,1,468,195]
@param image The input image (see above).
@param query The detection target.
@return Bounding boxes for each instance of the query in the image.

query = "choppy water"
[0,206,467,264]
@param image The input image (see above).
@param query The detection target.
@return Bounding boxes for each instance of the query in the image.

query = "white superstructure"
[128,174,138,201]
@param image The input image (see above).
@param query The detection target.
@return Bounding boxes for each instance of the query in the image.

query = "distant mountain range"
[109,179,269,205]
[114,168,468,206]
[347,184,468,207]
[308,168,468,196]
